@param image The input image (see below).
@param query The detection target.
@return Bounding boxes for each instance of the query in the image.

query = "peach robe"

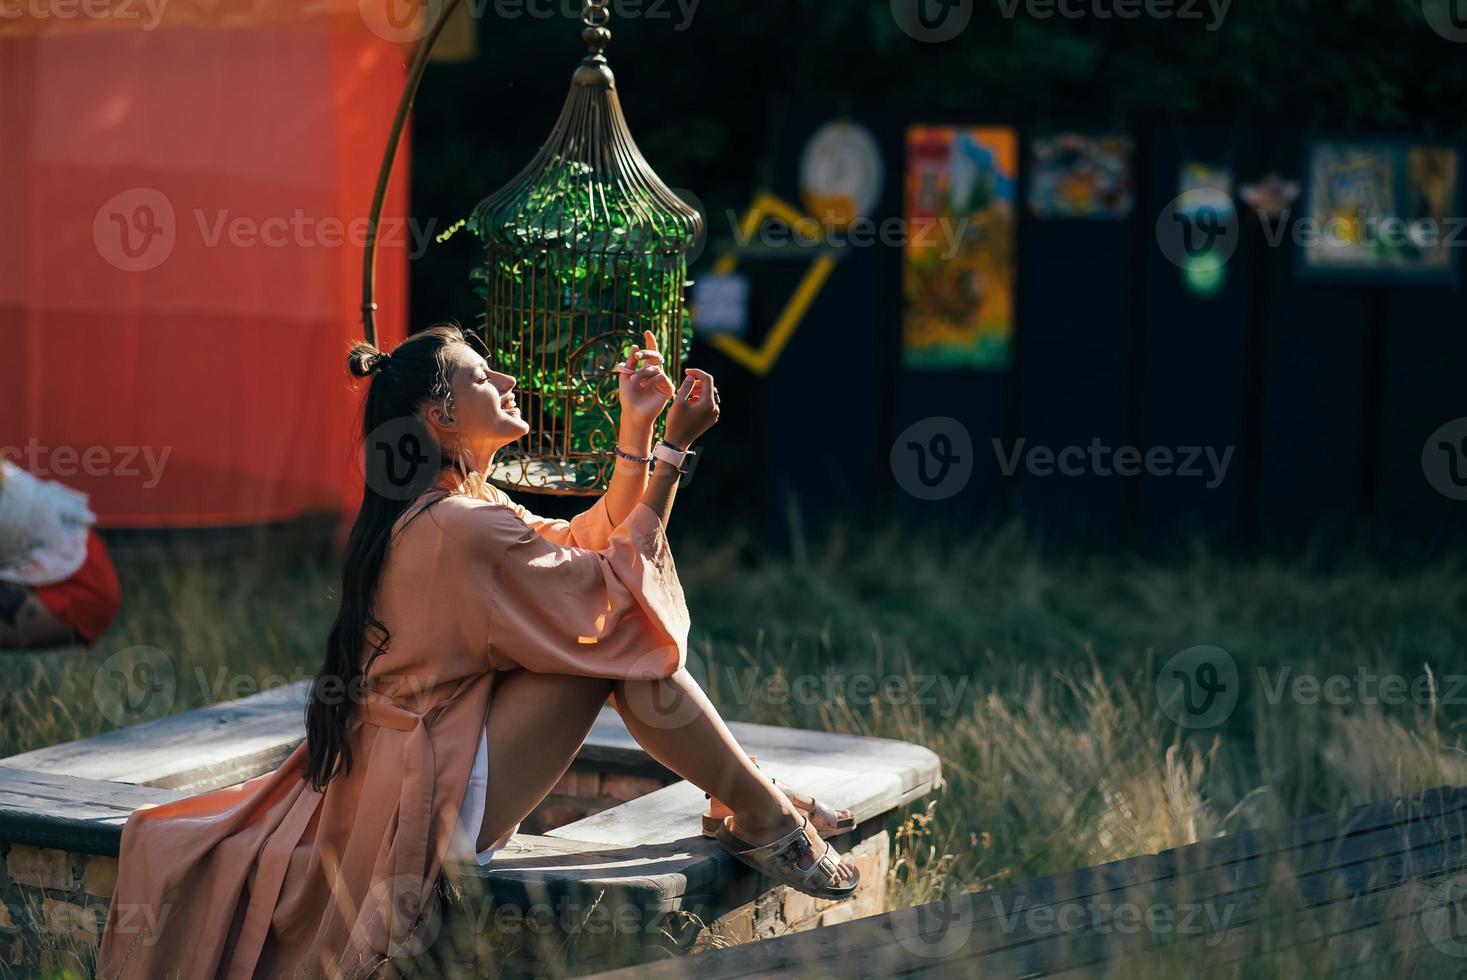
[97,482,690,979]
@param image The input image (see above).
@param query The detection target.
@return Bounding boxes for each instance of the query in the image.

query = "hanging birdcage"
[467,0,703,495]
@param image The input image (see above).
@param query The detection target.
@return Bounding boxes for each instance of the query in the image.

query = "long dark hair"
[304,323,479,791]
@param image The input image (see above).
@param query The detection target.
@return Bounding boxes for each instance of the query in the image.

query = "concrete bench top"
[0,679,941,913]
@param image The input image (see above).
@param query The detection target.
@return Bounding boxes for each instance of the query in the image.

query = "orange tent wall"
[0,24,410,528]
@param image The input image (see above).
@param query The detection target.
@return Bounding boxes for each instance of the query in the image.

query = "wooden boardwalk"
[596,785,1467,979]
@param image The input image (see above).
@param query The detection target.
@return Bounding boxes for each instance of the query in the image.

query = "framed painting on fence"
[902,125,1018,371]
[1297,138,1462,287]
[1027,132,1134,219]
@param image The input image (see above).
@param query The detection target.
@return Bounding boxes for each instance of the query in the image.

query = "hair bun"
[348,342,389,379]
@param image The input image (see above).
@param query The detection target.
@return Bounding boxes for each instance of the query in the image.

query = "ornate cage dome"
[469,3,703,495]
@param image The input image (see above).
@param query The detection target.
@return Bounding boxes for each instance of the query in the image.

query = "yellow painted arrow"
[697,191,839,377]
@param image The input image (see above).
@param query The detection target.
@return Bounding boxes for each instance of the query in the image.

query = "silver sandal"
[714,813,861,900]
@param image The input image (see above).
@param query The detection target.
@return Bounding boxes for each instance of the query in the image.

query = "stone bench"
[0,680,940,976]
[591,785,1467,979]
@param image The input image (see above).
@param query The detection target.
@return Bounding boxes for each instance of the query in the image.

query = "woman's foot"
[726,803,857,886]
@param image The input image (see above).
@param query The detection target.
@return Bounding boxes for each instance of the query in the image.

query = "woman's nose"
[492,372,516,393]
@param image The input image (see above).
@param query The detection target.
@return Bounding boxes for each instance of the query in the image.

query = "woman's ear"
[426,403,457,432]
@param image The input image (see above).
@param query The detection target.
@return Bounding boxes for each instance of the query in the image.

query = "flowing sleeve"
[481,483,618,551]
[441,496,689,680]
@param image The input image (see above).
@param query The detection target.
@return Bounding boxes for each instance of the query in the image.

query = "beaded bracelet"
[613,445,652,464]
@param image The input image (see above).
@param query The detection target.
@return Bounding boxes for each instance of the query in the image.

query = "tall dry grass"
[3,514,1466,977]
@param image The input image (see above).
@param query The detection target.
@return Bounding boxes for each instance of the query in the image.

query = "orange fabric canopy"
[0,12,412,528]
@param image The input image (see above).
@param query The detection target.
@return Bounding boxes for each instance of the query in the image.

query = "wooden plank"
[0,766,181,856]
[456,832,738,914]
[592,786,1467,979]
[0,680,312,792]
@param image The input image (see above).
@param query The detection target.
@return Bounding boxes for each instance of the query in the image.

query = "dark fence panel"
[729,112,1464,552]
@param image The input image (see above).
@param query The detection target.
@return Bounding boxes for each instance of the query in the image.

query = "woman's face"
[434,343,529,461]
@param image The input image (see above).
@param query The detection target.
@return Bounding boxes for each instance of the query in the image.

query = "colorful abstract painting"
[1299,140,1461,285]
[1027,133,1134,218]
[902,125,1018,371]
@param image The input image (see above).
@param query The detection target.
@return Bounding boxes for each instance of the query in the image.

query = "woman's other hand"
[614,330,676,429]
[664,368,720,448]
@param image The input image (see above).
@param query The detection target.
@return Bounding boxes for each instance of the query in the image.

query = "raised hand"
[665,367,720,448]
[614,329,677,429]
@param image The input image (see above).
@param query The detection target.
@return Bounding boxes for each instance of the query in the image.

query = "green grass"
[3,514,1466,975]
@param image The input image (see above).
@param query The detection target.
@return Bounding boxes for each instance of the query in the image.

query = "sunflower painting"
[901,125,1018,371]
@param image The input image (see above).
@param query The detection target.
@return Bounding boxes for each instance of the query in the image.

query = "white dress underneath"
[446,725,510,867]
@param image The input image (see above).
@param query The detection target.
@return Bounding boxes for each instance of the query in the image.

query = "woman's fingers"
[642,329,658,352]
[683,367,714,402]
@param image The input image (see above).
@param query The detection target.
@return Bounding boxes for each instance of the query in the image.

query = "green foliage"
[457,157,692,464]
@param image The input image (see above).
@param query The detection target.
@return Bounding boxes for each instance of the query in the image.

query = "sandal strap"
[801,848,842,889]
[756,817,843,891]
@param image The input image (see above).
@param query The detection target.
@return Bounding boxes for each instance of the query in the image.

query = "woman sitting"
[98,324,857,979]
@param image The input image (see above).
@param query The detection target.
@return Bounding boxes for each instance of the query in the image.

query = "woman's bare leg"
[613,669,854,882]
[475,668,853,884]
[0,582,77,650]
[474,669,614,851]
